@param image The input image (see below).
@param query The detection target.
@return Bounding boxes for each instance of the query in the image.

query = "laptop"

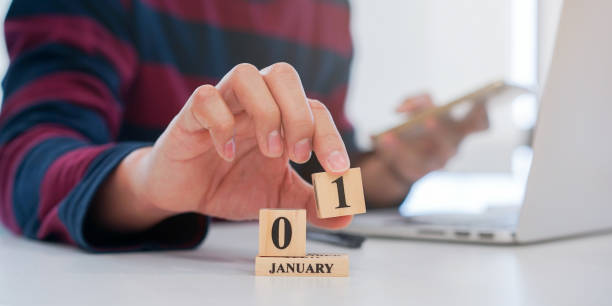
[340,0,612,244]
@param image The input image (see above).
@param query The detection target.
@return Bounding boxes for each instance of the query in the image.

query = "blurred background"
[0,0,563,173]
[343,0,563,213]
[346,0,561,169]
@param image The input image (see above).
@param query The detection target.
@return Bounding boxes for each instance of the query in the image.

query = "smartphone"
[376,80,532,138]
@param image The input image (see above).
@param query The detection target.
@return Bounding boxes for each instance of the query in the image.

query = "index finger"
[308,99,350,175]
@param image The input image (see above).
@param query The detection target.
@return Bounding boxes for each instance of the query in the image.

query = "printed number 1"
[332,176,350,209]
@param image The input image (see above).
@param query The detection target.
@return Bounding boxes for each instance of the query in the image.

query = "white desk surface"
[1,221,611,306]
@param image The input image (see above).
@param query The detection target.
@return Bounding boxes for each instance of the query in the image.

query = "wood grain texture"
[255,254,349,277]
[258,209,306,257]
[311,168,366,218]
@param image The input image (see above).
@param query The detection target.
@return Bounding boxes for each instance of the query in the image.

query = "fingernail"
[267,130,283,156]
[294,138,312,162]
[224,138,235,160]
[326,150,349,172]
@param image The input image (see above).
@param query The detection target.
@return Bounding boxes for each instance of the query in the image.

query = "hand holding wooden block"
[258,209,306,257]
[311,167,366,218]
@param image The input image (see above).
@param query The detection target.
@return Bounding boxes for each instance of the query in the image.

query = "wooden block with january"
[311,167,366,218]
[258,209,306,257]
[255,254,349,277]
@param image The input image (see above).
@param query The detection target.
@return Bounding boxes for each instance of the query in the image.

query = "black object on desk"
[306,229,366,249]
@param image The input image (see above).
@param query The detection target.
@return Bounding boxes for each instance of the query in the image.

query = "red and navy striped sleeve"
[0,0,208,251]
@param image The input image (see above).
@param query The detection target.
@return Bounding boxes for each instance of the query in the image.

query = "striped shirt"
[0,0,354,251]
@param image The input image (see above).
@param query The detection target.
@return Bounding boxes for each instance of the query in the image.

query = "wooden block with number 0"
[258,209,306,257]
[311,167,366,218]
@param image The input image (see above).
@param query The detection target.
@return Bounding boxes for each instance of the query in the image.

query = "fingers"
[186,85,236,161]
[309,99,351,175]
[375,134,427,181]
[214,63,350,175]
[396,93,434,114]
[218,62,346,169]
[428,131,457,169]
[217,63,283,158]
[165,85,235,161]
[261,63,315,163]
[459,103,490,134]
[376,123,461,182]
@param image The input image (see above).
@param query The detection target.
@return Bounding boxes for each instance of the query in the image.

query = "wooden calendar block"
[258,209,306,257]
[255,254,349,277]
[311,167,366,218]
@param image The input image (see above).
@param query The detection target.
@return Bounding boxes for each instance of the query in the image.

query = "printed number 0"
[332,176,351,209]
[271,217,292,249]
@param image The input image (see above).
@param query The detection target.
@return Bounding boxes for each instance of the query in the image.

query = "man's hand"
[375,93,489,182]
[92,63,352,233]
[359,93,489,206]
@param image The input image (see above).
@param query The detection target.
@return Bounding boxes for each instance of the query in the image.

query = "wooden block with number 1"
[258,209,306,257]
[311,167,366,218]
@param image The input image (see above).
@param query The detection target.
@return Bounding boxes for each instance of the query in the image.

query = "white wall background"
[346,0,560,172]
[346,0,513,148]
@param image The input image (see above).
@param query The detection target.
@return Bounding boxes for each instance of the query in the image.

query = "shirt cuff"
[58,142,209,252]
